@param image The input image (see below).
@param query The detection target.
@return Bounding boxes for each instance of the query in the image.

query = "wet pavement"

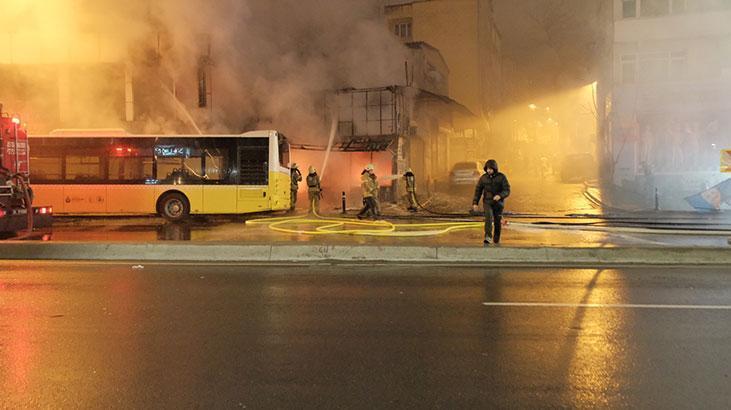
[1,263,730,408]
[15,179,731,247]
[40,214,731,248]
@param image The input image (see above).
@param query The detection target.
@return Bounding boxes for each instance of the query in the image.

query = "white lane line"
[482,302,731,310]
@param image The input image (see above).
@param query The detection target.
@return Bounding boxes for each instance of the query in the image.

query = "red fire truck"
[0,108,52,237]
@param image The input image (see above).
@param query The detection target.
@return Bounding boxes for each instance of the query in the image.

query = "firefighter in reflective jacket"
[404,168,417,212]
[357,165,378,219]
[289,163,302,211]
[306,166,321,213]
[368,165,381,216]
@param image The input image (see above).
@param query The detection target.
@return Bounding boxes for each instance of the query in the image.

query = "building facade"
[383,0,503,118]
[611,0,731,208]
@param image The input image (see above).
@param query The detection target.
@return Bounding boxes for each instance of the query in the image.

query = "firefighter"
[403,167,417,212]
[472,159,510,245]
[357,165,378,219]
[289,163,302,211]
[367,164,381,216]
[306,166,321,213]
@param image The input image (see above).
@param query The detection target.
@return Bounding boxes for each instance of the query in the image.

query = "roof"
[415,89,475,118]
[384,0,431,10]
[31,130,279,139]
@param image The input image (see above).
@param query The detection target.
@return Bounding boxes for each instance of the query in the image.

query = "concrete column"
[125,63,135,122]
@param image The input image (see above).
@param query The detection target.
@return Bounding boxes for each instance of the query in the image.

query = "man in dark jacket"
[472,159,510,245]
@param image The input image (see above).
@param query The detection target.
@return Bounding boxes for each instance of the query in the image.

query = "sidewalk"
[1,240,730,266]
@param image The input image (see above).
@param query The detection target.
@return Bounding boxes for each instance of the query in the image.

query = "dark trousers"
[308,191,320,213]
[358,197,377,218]
[290,190,297,210]
[407,191,418,210]
[484,202,504,243]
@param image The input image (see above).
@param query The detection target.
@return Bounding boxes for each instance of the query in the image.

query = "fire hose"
[246,198,482,237]
[246,190,731,238]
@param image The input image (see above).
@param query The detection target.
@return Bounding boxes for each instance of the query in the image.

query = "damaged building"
[290,41,476,207]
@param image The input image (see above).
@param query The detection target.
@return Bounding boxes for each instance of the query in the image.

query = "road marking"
[482,302,731,310]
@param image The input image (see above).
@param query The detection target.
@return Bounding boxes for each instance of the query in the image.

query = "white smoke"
[1,0,408,141]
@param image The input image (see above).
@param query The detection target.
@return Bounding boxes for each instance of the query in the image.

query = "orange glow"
[0,1,127,65]
[2,301,34,395]
[291,149,394,207]
[489,82,600,181]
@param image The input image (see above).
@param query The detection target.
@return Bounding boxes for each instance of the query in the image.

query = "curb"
[1,242,730,266]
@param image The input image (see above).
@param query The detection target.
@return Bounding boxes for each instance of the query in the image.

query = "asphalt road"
[1,263,730,408]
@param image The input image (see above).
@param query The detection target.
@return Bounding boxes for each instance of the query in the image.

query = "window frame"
[622,0,638,18]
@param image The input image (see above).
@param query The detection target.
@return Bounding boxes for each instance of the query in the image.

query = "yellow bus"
[28,130,292,220]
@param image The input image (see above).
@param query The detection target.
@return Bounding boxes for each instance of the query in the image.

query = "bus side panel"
[237,187,269,213]
[108,185,157,214]
[63,185,107,213]
[30,185,65,213]
[202,186,238,214]
[155,186,203,214]
[269,171,291,211]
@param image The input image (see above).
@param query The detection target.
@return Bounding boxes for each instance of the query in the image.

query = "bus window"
[156,156,204,184]
[204,152,230,183]
[30,156,63,182]
[239,138,268,185]
[66,155,102,181]
[199,139,236,184]
[109,157,153,182]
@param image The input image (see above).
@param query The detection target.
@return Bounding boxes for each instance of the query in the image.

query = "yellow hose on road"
[248,215,482,237]
[248,200,731,238]
[248,211,731,238]
[246,200,482,237]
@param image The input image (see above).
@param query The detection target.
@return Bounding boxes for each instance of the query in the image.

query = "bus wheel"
[159,193,190,221]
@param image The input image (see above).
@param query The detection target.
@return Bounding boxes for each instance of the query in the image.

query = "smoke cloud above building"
[0,0,407,139]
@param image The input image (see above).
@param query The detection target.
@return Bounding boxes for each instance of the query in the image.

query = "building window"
[622,0,637,18]
[641,0,670,17]
[639,52,669,82]
[671,0,687,13]
[393,19,412,40]
[621,55,637,84]
[198,63,208,108]
[692,0,731,11]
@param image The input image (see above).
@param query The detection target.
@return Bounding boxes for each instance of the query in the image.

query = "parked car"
[560,153,597,183]
[449,161,483,187]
